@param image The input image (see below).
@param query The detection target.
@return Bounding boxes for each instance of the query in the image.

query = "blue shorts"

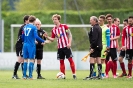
[23,43,36,59]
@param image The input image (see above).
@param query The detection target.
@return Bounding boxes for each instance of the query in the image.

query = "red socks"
[128,63,132,76]
[105,60,109,75]
[112,61,117,76]
[60,58,76,75]
[120,62,126,74]
[105,60,117,76]
[68,57,76,74]
[60,60,65,75]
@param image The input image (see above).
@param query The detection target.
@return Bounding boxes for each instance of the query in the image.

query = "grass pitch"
[0,70,132,88]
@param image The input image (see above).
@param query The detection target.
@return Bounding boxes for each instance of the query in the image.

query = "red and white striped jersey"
[122,25,133,49]
[51,24,69,49]
[107,24,120,48]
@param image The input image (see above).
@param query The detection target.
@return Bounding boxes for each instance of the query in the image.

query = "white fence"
[0,51,128,70]
[10,24,92,52]
[10,24,124,52]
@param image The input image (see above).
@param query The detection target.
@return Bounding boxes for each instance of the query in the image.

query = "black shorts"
[119,50,125,58]
[125,49,133,60]
[15,43,23,57]
[106,48,117,61]
[90,49,101,58]
[36,49,43,60]
[57,47,73,60]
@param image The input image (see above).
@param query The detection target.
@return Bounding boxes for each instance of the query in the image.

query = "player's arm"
[121,28,126,50]
[44,31,55,42]
[21,27,25,42]
[66,29,72,47]
[110,36,120,40]
[106,28,110,48]
[21,31,25,42]
[110,27,120,40]
[18,26,23,38]
[90,27,99,49]
[34,30,45,43]
[45,36,55,42]
[42,32,51,44]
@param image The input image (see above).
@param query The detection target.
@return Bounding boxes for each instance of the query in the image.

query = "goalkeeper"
[98,15,110,77]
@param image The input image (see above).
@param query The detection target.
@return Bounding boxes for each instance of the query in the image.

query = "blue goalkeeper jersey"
[22,23,44,46]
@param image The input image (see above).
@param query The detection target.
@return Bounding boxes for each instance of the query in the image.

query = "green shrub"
[2,9,133,52]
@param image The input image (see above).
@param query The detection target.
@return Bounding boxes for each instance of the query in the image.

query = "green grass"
[0,70,132,88]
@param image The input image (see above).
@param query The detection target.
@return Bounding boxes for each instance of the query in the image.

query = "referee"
[83,16,102,80]
[35,18,46,79]
[12,15,29,79]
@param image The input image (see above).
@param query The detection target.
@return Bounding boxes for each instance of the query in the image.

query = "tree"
[2,0,11,11]
[15,0,133,11]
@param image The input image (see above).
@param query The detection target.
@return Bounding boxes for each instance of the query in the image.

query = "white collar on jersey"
[29,23,34,25]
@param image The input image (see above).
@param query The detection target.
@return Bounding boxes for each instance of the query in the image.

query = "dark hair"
[113,18,119,22]
[128,16,133,19]
[123,19,128,23]
[105,14,113,19]
[28,15,36,22]
[23,15,30,23]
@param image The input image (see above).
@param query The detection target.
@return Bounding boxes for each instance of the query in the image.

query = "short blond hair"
[52,14,61,21]
[99,15,106,20]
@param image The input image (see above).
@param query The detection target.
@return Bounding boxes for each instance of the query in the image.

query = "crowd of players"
[84,14,133,80]
[12,14,77,80]
[12,13,133,80]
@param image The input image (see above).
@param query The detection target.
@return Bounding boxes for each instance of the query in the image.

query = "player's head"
[123,19,128,27]
[23,15,30,24]
[28,15,36,24]
[128,16,133,26]
[106,14,113,24]
[35,18,41,30]
[52,14,61,25]
[90,16,98,26]
[98,15,106,26]
[113,18,120,26]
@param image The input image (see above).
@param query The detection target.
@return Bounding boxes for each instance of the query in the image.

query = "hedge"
[2,9,133,52]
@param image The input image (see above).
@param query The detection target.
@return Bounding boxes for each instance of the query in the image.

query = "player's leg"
[12,44,23,79]
[36,50,45,79]
[126,49,132,78]
[118,50,127,77]
[58,48,66,77]
[65,47,76,79]
[23,59,28,79]
[108,59,114,75]
[105,51,111,78]
[22,44,28,79]
[110,48,118,78]
[28,46,36,79]
[12,56,22,79]
[96,49,102,79]
[132,60,133,66]
[93,62,97,77]
[83,50,97,80]
[29,59,34,79]
[101,59,105,77]
[100,45,106,77]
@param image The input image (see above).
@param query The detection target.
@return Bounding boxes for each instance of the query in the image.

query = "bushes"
[2,9,133,52]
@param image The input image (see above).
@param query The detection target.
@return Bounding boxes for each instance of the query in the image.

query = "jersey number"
[24,28,31,36]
